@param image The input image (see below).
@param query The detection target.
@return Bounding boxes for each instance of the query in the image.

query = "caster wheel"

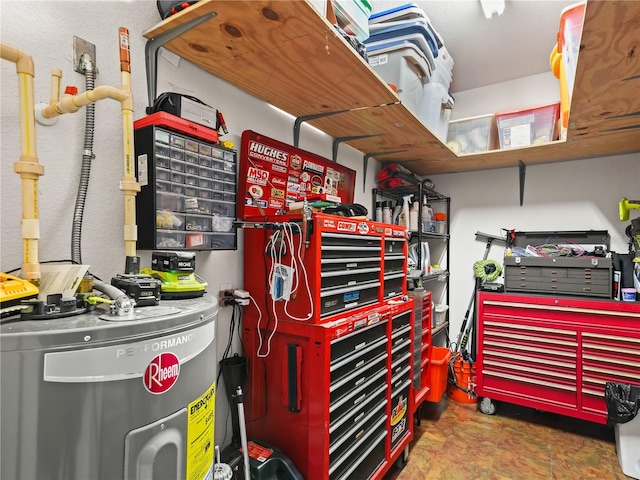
[395,446,409,469]
[479,397,497,415]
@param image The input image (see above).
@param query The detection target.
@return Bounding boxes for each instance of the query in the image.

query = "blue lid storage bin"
[368,3,454,91]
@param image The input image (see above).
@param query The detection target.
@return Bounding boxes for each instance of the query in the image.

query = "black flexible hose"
[71,60,96,264]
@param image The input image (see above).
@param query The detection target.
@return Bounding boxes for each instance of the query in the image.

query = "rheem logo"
[144,352,180,394]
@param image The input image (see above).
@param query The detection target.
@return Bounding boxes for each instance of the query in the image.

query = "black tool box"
[504,230,612,298]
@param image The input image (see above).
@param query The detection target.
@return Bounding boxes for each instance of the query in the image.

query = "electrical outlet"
[218,289,235,307]
[73,36,96,74]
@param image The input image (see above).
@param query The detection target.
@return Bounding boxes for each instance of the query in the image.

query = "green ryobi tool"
[141,251,208,299]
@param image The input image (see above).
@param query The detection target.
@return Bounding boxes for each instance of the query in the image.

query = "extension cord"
[235,298,250,306]
[233,289,250,299]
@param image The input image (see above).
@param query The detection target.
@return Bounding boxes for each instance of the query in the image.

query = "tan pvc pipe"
[118,27,139,260]
[37,28,140,264]
[40,84,129,118]
[1,43,43,285]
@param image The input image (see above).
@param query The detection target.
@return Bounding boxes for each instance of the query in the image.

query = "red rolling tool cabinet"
[243,301,414,480]
[241,212,414,479]
[476,291,640,424]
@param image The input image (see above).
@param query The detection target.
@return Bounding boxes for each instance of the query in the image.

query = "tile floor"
[384,396,628,480]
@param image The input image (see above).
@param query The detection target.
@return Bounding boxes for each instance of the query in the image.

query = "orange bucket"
[447,354,478,404]
[424,347,452,402]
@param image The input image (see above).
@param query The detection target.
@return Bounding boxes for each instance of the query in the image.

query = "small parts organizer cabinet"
[476,292,640,424]
[134,113,237,250]
[243,301,414,480]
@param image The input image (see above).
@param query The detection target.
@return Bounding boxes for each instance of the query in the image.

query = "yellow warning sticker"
[187,382,216,480]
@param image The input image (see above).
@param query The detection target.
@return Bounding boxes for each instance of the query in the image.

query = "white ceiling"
[369,0,577,93]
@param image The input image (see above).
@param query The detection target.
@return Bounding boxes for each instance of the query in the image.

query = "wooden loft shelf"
[144,0,640,176]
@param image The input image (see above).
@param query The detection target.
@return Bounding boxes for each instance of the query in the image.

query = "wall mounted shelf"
[143,0,639,176]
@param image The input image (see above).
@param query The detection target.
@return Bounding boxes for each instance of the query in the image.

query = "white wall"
[0,0,370,449]
[429,153,640,347]
[2,0,639,452]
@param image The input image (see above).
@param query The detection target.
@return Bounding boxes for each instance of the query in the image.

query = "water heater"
[1,296,218,480]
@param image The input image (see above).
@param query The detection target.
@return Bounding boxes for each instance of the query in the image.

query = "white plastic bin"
[368,44,431,116]
[434,304,448,326]
[447,114,498,154]
[419,82,451,142]
[615,413,640,479]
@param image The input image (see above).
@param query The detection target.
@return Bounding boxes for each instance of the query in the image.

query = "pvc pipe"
[35,28,141,268]
[40,85,129,118]
[1,43,43,284]
[118,27,140,262]
[235,387,251,480]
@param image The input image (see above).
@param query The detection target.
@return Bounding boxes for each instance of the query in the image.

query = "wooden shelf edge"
[142,0,640,176]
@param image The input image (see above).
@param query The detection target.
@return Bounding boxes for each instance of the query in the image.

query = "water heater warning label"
[187,382,216,480]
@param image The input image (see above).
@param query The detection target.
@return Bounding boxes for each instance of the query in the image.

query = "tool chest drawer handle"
[484,340,576,358]
[321,232,381,242]
[582,332,640,344]
[582,366,640,381]
[330,371,387,413]
[583,353,640,367]
[392,324,412,340]
[483,320,572,336]
[483,370,576,391]
[484,349,574,369]
[484,330,577,347]
[484,300,640,318]
[321,266,381,278]
[484,360,574,380]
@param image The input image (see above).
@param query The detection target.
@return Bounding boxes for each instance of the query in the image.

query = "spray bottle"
[400,195,411,227]
[410,200,419,232]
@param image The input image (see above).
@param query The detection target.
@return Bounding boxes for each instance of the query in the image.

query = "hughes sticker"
[248,141,289,166]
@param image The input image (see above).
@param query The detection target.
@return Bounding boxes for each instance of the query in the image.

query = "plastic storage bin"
[559,2,586,108]
[447,114,498,154]
[418,82,452,142]
[496,102,560,149]
[424,346,452,402]
[434,304,448,326]
[368,43,431,116]
[331,0,372,42]
[369,4,454,91]
[616,414,640,479]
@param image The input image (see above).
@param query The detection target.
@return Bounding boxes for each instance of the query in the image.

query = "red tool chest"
[476,291,640,424]
[242,300,414,480]
[241,210,413,479]
[242,213,408,324]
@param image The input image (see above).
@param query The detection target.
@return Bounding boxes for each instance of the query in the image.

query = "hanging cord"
[448,351,477,397]
[71,57,96,264]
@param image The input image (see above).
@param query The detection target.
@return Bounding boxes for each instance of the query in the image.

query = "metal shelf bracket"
[145,12,217,112]
[519,160,526,206]
[332,134,382,163]
[293,110,350,147]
